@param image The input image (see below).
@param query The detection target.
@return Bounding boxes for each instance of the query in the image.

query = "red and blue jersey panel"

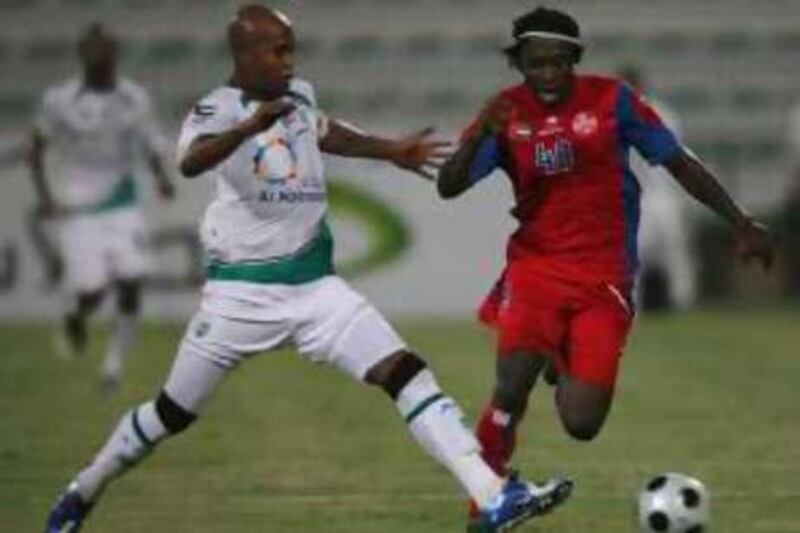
[462,74,682,284]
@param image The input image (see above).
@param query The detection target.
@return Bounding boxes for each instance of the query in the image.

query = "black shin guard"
[155,391,197,434]
[381,352,428,400]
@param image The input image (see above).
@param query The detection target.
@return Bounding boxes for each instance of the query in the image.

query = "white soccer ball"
[638,472,711,532]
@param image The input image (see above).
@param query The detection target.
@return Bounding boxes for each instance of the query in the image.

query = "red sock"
[476,402,517,477]
[468,403,518,519]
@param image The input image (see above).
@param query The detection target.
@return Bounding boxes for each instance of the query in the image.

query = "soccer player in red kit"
[438,7,774,526]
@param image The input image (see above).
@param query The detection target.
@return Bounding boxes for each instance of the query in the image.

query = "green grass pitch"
[1,309,799,531]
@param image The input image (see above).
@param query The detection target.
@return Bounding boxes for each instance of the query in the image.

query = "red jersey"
[463,74,682,284]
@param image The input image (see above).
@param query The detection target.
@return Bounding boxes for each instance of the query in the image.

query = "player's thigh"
[495,271,568,362]
[57,215,108,293]
[292,276,406,382]
[567,284,633,389]
[166,308,293,413]
[106,209,153,280]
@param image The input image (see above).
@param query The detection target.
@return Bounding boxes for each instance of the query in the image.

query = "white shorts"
[164,276,406,413]
[57,208,152,293]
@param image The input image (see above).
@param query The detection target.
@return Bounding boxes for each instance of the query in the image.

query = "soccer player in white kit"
[28,24,175,389]
[45,6,571,532]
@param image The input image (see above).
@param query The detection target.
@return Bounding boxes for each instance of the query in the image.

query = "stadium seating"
[0,0,797,197]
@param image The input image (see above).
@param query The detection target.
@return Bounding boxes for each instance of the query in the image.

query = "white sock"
[396,369,504,509]
[102,313,137,380]
[74,401,167,502]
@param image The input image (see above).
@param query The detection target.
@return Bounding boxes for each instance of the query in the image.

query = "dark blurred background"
[0,0,798,318]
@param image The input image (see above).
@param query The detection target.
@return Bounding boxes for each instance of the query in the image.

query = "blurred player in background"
[27,23,175,390]
[438,7,773,526]
[619,64,697,311]
[45,6,571,532]
[784,97,800,296]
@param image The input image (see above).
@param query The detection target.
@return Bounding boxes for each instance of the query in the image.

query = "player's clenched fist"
[244,97,296,134]
[735,218,774,271]
[477,97,515,136]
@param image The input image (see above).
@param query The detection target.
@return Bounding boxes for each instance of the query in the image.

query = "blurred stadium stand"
[0,0,797,207]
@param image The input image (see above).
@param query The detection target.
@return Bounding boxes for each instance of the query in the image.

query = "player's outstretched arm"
[665,149,774,269]
[320,119,449,181]
[179,98,294,178]
[437,97,513,199]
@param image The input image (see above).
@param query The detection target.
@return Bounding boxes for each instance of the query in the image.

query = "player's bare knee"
[368,350,427,399]
[364,350,406,386]
[155,391,197,434]
[77,290,105,315]
[116,280,142,314]
[562,415,603,441]
[558,402,608,441]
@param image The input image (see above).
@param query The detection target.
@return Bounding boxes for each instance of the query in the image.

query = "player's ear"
[572,44,584,65]
[503,44,522,71]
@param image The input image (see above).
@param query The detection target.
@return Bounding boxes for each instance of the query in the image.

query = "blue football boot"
[473,474,573,532]
[44,483,93,533]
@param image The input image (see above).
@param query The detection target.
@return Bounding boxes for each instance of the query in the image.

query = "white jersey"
[177,78,329,269]
[35,77,164,211]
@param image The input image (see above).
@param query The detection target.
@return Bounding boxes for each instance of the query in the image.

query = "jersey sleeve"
[459,118,502,184]
[617,83,682,166]
[176,90,236,164]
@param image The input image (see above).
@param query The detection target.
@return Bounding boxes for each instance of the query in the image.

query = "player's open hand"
[387,127,451,181]
[735,219,774,271]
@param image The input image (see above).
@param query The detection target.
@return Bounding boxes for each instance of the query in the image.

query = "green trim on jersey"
[81,176,138,214]
[206,221,335,285]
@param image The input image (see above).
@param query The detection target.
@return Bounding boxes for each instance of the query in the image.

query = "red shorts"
[479,266,634,389]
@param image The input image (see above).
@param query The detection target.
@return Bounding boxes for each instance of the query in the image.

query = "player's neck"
[83,70,116,92]
[229,77,286,103]
[528,77,576,110]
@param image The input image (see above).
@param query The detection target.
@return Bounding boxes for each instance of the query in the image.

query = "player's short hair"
[503,7,584,64]
[77,22,118,56]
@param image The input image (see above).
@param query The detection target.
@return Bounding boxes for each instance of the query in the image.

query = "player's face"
[240,22,295,98]
[79,35,117,74]
[516,39,577,106]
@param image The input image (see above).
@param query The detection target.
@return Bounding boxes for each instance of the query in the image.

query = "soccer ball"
[637,473,710,532]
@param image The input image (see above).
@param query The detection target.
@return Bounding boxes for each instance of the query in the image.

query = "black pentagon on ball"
[646,475,668,491]
[682,487,701,508]
[686,526,705,533]
[648,511,670,531]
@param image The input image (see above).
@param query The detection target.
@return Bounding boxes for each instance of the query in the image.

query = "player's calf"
[101,280,144,391]
[58,291,105,358]
[368,350,574,530]
[475,352,546,474]
[367,351,508,508]
[45,392,196,530]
